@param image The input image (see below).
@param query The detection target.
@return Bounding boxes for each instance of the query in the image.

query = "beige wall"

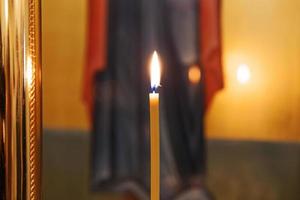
[43,0,300,141]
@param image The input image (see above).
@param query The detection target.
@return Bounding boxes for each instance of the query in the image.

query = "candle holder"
[0,0,42,199]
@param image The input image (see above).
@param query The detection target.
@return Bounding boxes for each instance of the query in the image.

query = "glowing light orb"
[188,65,201,84]
[237,64,250,84]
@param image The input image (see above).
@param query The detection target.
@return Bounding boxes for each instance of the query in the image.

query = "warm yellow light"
[26,57,33,86]
[4,0,8,24]
[237,64,250,84]
[150,51,161,89]
[188,65,201,84]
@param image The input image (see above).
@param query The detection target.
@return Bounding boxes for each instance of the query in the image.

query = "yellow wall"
[43,0,300,141]
[206,0,300,141]
[42,0,89,130]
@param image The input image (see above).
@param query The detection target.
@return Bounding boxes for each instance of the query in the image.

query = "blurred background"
[42,0,300,199]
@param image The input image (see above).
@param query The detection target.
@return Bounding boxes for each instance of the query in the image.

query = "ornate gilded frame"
[0,0,41,199]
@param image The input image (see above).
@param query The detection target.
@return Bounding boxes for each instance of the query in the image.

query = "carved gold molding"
[0,0,41,199]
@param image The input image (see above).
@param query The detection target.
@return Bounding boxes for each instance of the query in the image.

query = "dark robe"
[88,0,223,199]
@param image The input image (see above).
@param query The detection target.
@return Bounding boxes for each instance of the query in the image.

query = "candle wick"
[153,84,162,93]
[151,85,160,93]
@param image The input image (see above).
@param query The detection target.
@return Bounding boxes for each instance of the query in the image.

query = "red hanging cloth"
[200,0,224,109]
[83,0,108,117]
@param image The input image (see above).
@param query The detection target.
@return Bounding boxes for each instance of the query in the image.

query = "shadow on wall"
[42,130,300,200]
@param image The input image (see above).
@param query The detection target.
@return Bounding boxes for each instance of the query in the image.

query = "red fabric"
[83,0,108,116]
[200,0,224,109]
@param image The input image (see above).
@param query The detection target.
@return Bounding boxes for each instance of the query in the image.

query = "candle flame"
[150,51,161,90]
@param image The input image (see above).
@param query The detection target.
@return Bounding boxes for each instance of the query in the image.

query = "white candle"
[149,51,161,200]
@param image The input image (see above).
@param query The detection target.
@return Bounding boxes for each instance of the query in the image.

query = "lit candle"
[149,51,161,200]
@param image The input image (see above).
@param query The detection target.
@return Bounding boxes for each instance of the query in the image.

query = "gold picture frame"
[0,0,41,199]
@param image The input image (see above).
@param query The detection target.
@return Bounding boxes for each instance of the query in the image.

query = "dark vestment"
[91,0,205,198]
